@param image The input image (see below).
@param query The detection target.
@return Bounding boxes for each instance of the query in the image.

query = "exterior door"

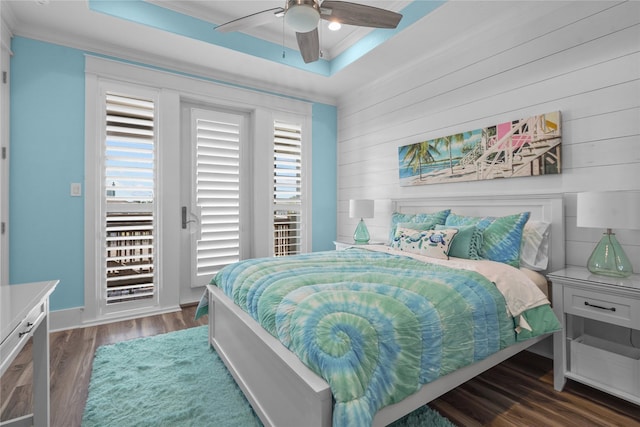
[182,106,248,289]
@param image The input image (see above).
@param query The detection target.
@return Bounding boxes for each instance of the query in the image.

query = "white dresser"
[1,280,58,427]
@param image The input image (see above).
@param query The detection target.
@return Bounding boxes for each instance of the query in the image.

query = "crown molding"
[7,25,337,106]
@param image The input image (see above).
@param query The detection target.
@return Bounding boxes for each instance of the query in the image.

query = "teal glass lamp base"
[353,219,370,244]
[587,230,633,278]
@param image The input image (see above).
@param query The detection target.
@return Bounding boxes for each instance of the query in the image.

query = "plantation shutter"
[191,109,242,283]
[104,92,156,305]
[273,120,303,256]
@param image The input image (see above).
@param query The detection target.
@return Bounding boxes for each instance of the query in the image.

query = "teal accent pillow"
[388,209,450,243]
[434,224,483,260]
[445,212,531,267]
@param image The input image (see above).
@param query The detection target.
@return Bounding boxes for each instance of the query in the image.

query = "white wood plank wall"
[335,1,640,272]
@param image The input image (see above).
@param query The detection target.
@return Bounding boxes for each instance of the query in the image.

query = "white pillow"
[391,227,458,260]
[520,220,550,271]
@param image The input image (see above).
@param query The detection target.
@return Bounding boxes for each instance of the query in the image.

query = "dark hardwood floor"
[1,305,638,427]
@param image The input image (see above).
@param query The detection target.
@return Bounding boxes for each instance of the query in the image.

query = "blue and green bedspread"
[198,248,560,427]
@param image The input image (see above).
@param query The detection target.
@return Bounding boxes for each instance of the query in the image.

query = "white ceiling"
[148,0,410,60]
[2,1,569,104]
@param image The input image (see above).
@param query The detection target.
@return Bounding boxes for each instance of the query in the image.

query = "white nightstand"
[333,241,353,251]
[333,241,385,251]
[548,267,640,405]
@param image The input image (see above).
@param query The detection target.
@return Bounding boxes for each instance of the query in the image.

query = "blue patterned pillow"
[445,212,530,267]
[388,209,450,243]
[391,227,458,259]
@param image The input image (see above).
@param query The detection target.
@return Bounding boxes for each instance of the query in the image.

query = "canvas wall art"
[398,111,561,186]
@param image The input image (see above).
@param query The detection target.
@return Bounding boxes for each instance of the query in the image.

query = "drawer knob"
[584,301,616,312]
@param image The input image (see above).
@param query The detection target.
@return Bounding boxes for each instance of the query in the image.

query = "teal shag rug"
[82,326,456,427]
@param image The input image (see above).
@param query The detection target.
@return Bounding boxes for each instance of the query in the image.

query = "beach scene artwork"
[398,111,561,186]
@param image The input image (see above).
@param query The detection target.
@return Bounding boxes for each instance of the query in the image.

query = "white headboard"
[392,193,565,274]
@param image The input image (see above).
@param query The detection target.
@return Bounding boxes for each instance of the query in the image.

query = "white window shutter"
[192,110,242,280]
[273,120,303,256]
[104,92,156,304]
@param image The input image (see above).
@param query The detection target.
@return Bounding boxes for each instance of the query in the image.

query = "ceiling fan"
[214,0,403,63]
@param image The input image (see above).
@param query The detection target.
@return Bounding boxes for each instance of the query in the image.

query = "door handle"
[182,207,201,240]
[182,206,197,229]
[181,206,189,229]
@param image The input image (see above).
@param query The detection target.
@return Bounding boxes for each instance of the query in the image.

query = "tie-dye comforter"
[210,248,559,427]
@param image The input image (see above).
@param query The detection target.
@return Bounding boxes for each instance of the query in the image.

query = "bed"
[202,194,565,427]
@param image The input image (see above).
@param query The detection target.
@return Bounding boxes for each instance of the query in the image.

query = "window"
[103,92,157,305]
[273,120,303,256]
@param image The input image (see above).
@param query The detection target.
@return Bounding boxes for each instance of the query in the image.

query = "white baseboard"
[180,285,206,306]
[50,307,84,332]
[49,305,181,332]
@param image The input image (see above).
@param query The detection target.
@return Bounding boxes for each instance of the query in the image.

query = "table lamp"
[349,199,374,244]
[576,191,640,278]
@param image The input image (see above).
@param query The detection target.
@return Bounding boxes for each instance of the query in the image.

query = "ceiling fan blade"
[296,29,320,63]
[215,7,284,33]
[320,1,402,29]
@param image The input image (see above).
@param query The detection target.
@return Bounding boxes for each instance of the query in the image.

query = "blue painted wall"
[10,37,86,311]
[9,36,337,311]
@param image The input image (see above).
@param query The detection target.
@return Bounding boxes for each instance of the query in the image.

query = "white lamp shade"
[576,191,640,230]
[349,199,374,219]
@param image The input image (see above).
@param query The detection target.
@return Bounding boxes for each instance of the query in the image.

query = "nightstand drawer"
[563,287,638,328]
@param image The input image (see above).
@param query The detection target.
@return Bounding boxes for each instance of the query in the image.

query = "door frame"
[84,56,313,323]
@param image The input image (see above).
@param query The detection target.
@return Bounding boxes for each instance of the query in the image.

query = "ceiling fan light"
[327,21,341,31]
[285,4,320,33]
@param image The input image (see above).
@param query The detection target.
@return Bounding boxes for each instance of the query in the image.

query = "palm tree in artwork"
[402,140,441,180]
[433,132,468,173]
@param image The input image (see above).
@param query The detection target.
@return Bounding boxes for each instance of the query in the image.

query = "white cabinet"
[549,267,640,405]
[0,280,58,427]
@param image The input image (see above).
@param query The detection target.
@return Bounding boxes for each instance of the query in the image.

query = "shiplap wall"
[336,1,640,272]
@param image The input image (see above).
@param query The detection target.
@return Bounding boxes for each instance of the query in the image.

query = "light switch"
[71,182,82,197]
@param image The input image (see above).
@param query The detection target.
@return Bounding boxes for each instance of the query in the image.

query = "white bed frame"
[207,193,565,427]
